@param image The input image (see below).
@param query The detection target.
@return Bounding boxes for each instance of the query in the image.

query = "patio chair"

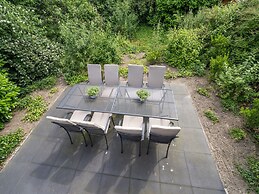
[147,118,181,158]
[87,64,103,85]
[71,112,114,150]
[115,115,144,156]
[147,65,166,88]
[46,110,91,146]
[102,64,119,98]
[128,64,144,87]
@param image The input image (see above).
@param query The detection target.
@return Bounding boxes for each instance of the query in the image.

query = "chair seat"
[122,115,143,128]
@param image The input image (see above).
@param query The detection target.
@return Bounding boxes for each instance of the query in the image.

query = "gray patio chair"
[46,110,91,146]
[87,64,103,85]
[102,64,119,98]
[147,118,181,158]
[115,115,144,156]
[71,112,114,150]
[147,65,166,88]
[128,64,144,87]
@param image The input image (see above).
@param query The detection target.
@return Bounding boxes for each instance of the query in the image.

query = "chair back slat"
[104,64,119,86]
[147,66,166,88]
[87,64,103,85]
[128,64,144,87]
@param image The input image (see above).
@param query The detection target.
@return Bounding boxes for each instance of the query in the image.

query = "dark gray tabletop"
[57,84,178,120]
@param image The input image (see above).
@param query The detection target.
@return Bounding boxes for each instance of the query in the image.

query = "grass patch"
[229,128,246,141]
[197,87,210,97]
[237,157,259,193]
[132,25,154,52]
[0,128,24,166]
[204,109,219,123]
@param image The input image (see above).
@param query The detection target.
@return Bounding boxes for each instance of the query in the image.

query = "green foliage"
[220,98,239,113]
[151,0,220,29]
[49,87,58,95]
[240,98,259,130]
[87,87,100,97]
[0,1,62,87]
[209,55,229,81]
[136,89,150,101]
[64,73,88,86]
[0,128,24,165]
[197,87,210,97]
[119,66,128,78]
[229,128,246,141]
[237,157,259,193]
[21,96,48,122]
[164,69,178,80]
[204,109,219,124]
[166,28,204,76]
[0,62,20,127]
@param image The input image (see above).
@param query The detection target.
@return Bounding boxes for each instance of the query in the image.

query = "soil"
[1,54,257,194]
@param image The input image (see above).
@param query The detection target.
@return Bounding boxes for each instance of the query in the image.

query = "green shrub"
[166,28,204,76]
[64,73,88,86]
[0,1,62,87]
[119,66,128,78]
[49,87,59,95]
[209,55,229,81]
[0,62,20,128]
[204,109,219,124]
[164,69,178,80]
[221,98,239,113]
[240,98,259,130]
[229,128,246,141]
[0,128,24,165]
[197,87,210,97]
[237,157,259,193]
[22,96,48,122]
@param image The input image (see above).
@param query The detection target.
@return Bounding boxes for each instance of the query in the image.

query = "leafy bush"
[164,69,178,80]
[209,55,229,81]
[0,1,62,87]
[21,96,48,122]
[0,62,20,129]
[221,98,239,113]
[0,128,24,165]
[240,98,259,130]
[64,73,88,86]
[197,87,210,97]
[229,128,246,141]
[119,66,128,78]
[204,109,219,124]
[237,157,259,193]
[166,28,205,75]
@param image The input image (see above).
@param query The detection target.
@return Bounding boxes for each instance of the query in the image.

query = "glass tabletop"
[57,84,178,120]
[112,86,178,120]
[57,84,116,113]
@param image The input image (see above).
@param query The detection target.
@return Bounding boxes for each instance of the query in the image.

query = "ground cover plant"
[204,109,219,124]
[0,128,24,166]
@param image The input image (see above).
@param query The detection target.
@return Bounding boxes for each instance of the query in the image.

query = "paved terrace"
[0,83,226,194]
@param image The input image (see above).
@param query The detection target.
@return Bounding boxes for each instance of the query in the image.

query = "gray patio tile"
[170,83,189,95]
[11,134,43,163]
[158,150,191,186]
[76,147,105,173]
[69,171,102,194]
[185,152,224,190]
[0,162,29,193]
[9,163,52,194]
[102,147,133,177]
[193,187,226,194]
[31,137,63,166]
[43,166,76,194]
[130,179,161,194]
[99,174,130,194]
[160,183,193,194]
[130,150,160,182]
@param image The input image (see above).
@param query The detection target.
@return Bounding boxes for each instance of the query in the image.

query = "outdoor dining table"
[57,83,178,120]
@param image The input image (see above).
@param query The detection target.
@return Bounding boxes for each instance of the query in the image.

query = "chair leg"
[146,139,151,155]
[85,130,93,147]
[104,134,108,150]
[80,131,88,147]
[64,130,73,144]
[119,134,123,154]
[139,141,141,157]
[166,141,172,158]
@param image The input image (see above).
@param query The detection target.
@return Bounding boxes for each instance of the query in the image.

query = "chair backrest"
[104,64,119,86]
[87,64,103,85]
[115,126,142,136]
[128,64,144,87]
[46,116,80,132]
[147,65,166,88]
[150,125,181,137]
[71,120,104,134]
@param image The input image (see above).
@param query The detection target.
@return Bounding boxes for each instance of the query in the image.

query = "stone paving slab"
[0,83,226,194]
